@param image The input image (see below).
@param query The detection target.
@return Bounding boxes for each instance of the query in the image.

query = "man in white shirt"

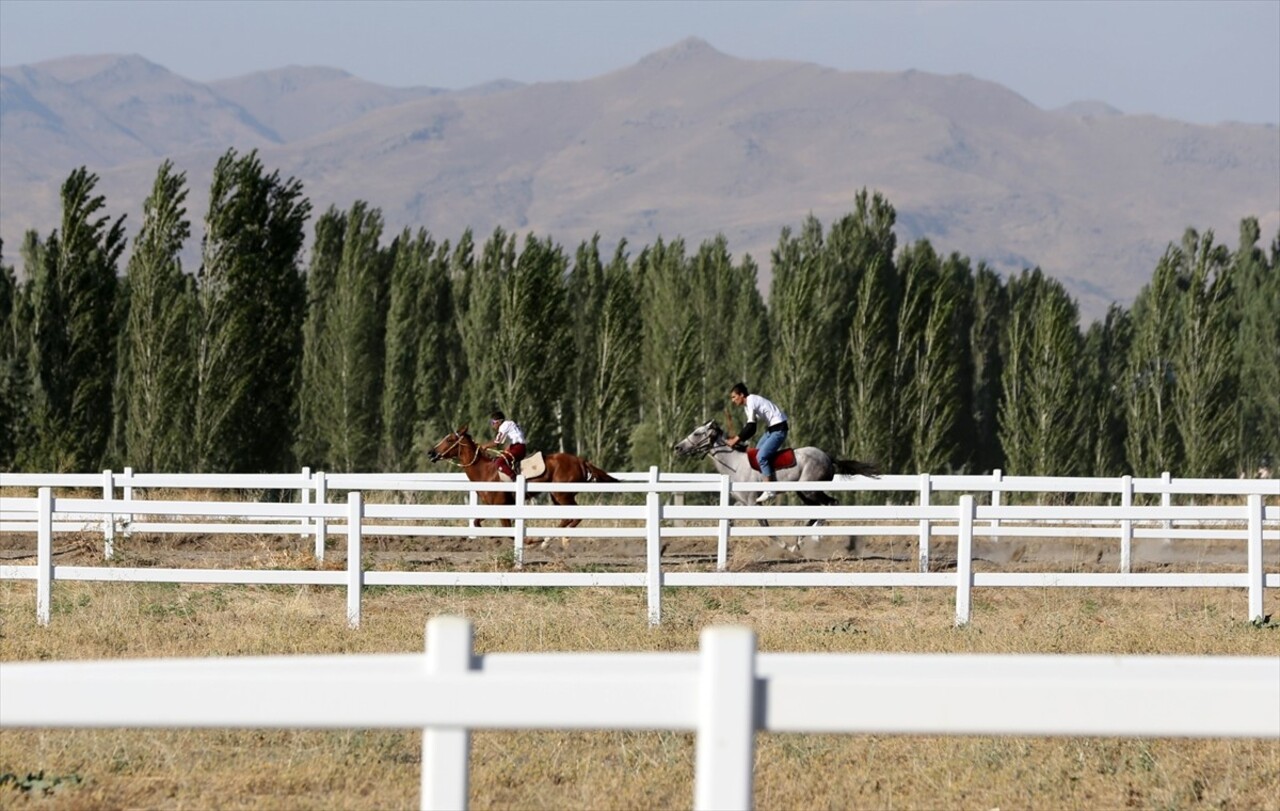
[484,409,527,480]
[725,382,789,503]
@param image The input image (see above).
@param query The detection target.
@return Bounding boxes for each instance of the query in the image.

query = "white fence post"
[1120,475,1133,573]
[695,626,756,811]
[314,471,328,562]
[122,466,134,539]
[918,473,931,573]
[1161,471,1173,543]
[1247,494,1264,624]
[513,476,527,568]
[647,466,663,626]
[299,467,311,539]
[990,468,1002,538]
[102,469,114,560]
[347,492,363,629]
[422,616,473,811]
[955,495,975,627]
[37,487,52,627]
[717,475,730,571]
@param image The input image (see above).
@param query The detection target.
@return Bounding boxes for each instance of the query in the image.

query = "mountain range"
[2,38,1277,323]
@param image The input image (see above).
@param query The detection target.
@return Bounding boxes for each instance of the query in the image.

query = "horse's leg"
[798,490,834,526]
[500,492,515,529]
[477,491,511,529]
[549,492,579,554]
[553,492,581,529]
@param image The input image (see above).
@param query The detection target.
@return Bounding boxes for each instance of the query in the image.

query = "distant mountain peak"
[637,37,726,68]
[31,53,169,84]
[1054,100,1125,118]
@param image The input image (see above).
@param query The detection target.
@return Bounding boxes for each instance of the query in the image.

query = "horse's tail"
[582,460,619,483]
[835,459,881,478]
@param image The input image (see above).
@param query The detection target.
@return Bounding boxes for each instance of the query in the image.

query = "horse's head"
[428,425,472,463]
[673,420,723,457]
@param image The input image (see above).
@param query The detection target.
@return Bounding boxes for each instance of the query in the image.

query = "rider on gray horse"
[725,382,789,503]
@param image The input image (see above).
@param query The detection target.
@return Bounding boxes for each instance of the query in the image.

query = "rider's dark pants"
[495,443,527,479]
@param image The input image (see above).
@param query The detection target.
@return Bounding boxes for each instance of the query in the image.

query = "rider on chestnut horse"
[481,409,526,480]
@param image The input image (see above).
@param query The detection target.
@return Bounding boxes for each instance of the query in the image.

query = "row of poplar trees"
[1,150,1277,479]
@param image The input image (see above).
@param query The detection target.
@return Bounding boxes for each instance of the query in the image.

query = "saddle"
[495,451,547,482]
[746,447,797,472]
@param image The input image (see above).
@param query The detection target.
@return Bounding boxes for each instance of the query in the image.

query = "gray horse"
[672,420,879,506]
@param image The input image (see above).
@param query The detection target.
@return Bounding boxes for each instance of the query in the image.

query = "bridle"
[685,424,735,458]
[435,432,485,468]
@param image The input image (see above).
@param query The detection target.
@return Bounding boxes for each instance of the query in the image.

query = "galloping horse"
[428,425,618,528]
[673,420,879,507]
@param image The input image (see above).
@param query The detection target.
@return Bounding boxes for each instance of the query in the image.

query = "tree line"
[1,150,1276,480]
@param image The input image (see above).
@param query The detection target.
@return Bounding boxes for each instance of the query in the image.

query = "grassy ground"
[2,573,1278,809]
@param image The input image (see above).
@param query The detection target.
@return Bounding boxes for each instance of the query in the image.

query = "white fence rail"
[2,615,1276,811]
[2,471,1277,627]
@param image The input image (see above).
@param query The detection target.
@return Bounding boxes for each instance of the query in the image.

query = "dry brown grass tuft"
[2,579,1277,810]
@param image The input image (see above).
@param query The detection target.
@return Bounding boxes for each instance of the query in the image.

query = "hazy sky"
[1,0,1278,126]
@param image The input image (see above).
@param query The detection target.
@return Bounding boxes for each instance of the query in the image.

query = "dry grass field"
[1,526,1278,810]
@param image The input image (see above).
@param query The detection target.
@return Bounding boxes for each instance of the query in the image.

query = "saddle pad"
[747,447,796,472]
[520,451,547,479]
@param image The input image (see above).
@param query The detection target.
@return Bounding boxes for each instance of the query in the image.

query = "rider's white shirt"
[495,419,526,444]
[744,394,787,427]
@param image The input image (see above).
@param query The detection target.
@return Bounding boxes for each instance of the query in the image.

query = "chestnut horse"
[427,425,618,528]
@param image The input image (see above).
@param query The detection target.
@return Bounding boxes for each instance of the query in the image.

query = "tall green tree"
[633,239,703,469]
[195,149,310,473]
[1173,229,1237,478]
[119,161,196,471]
[411,236,463,457]
[457,228,512,426]
[565,235,646,466]
[897,241,964,473]
[573,242,641,468]
[940,252,978,472]
[767,216,831,444]
[1125,245,1185,476]
[455,228,571,446]
[1081,305,1132,477]
[1234,218,1279,476]
[690,234,763,428]
[296,206,347,468]
[722,252,770,391]
[302,202,389,472]
[496,234,571,448]
[839,193,899,468]
[0,240,33,470]
[968,264,1007,473]
[999,269,1083,476]
[26,168,126,471]
[566,236,608,455]
[891,240,932,471]
[9,234,46,466]
[381,228,460,470]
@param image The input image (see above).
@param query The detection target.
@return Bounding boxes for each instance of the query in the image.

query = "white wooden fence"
[1,615,1276,811]
[2,470,1276,627]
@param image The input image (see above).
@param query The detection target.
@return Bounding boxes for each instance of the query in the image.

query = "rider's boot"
[757,474,777,504]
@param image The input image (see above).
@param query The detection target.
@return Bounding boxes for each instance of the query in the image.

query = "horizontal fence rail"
[2,616,1277,811]
[2,470,1276,627]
